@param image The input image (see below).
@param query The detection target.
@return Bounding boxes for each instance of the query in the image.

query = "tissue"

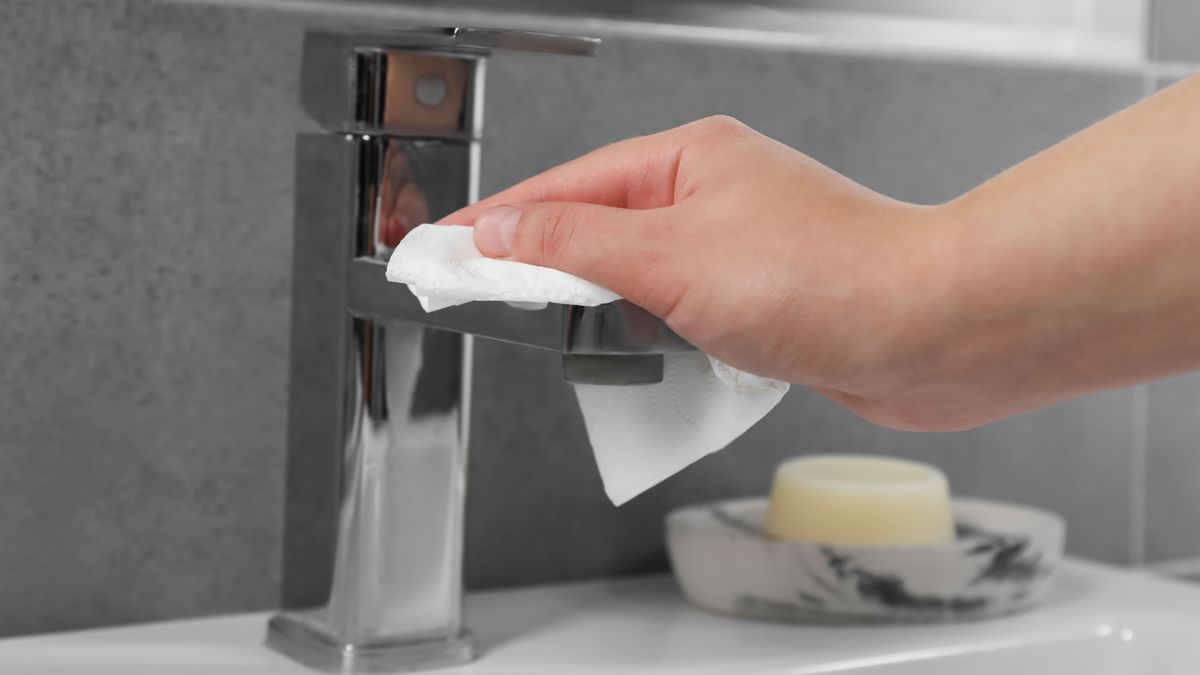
[385,224,619,311]
[387,223,790,505]
[576,353,789,505]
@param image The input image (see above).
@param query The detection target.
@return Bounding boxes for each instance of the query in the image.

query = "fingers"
[440,115,754,228]
[441,116,755,314]
[472,200,681,315]
[438,128,684,226]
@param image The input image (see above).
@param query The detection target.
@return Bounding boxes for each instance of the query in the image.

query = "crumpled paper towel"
[387,224,790,505]
[386,222,619,311]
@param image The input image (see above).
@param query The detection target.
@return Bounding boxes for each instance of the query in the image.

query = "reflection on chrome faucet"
[324,321,467,644]
[376,145,429,249]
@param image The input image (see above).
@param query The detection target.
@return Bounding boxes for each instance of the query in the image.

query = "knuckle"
[675,116,752,162]
[696,114,747,135]
[534,203,580,265]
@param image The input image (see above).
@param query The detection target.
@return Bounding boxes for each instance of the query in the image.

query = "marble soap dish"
[666,497,1065,623]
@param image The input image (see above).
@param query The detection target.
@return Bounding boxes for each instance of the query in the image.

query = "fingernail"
[475,205,521,256]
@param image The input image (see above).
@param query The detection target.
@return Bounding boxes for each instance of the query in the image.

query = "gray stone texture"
[0,0,300,635]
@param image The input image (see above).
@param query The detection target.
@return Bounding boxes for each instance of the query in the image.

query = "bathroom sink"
[2,558,1198,674]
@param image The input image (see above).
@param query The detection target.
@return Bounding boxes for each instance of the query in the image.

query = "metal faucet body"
[266,28,692,673]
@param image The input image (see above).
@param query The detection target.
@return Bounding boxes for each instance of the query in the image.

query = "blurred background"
[2,0,1198,638]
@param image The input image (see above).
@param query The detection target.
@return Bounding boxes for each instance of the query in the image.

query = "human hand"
[444,75,1200,432]
[441,116,956,431]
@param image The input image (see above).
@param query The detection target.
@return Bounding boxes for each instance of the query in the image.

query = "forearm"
[918,74,1200,423]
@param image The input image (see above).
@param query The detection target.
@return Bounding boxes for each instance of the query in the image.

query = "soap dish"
[666,497,1065,623]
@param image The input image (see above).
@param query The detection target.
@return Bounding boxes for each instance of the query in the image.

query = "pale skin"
[440,74,1200,433]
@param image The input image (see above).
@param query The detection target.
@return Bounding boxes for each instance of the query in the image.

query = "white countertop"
[2,558,1199,674]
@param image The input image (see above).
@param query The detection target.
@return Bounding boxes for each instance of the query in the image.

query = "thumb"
[471,201,676,311]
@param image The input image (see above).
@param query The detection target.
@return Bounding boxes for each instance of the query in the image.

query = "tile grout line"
[1128,0,1161,568]
[1139,0,1161,95]
[1130,384,1149,567]
[1139,67,1156,98]
[1144,0,1162,64]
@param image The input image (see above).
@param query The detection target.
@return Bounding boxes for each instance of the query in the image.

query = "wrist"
[878,194,1058,430]
[864,199,978,429]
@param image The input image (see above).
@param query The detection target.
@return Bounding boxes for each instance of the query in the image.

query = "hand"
[440,116,953,431]
[445,76,1200,433]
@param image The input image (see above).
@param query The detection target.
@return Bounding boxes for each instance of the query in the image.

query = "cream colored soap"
[764,455,954,546]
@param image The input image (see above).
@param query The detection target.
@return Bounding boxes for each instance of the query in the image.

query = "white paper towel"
[387,224,790,505]
[386,223,620,311]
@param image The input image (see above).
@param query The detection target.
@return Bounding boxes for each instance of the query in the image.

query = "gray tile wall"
[0,0,303,635]
[1152,0,1200,63]
[0,0,1178,637]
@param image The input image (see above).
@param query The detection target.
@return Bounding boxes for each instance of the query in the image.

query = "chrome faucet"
[266,28,695,673]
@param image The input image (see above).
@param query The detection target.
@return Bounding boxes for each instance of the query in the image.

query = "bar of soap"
[764,455,954,546]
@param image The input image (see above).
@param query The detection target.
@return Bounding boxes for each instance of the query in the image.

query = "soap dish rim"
[667,495,1066,552]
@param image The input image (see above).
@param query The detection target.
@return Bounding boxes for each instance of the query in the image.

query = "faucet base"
[265,614,475,674]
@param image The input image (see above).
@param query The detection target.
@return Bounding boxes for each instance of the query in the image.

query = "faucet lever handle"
[563,354,665,385]
[301,28,599,137]
[441,27,601,56]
